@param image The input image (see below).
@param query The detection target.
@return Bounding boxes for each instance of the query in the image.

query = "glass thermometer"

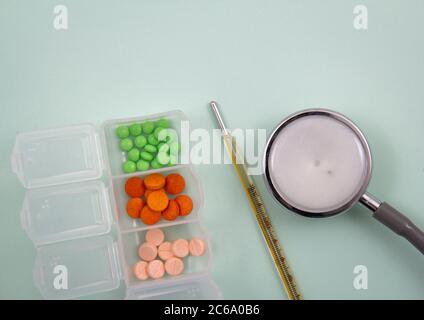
[210,101,302,300]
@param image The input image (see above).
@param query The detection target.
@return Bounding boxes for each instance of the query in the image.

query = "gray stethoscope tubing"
[264,109,424,255]
[360,193,424,254]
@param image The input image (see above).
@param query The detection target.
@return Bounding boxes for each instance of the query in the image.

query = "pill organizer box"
[12,110,222,300]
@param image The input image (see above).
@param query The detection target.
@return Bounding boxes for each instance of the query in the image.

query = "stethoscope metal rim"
[263,108,373,218]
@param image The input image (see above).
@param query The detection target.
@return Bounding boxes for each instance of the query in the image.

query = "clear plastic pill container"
[12,110,221,300]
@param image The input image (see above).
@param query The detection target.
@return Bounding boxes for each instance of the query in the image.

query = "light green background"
[1,1,423,299]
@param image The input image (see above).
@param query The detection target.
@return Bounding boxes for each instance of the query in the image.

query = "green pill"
[147,134,159,145]
[142,121,155,134]
[134,135,147,148]
[169,142,181,155]
[127,148,140,162]
[144,144,157,153]
[157,142,165,150]
[157,152,170,165]
[140,151,154,161]
[136,159,150,171]
[116,126,130,139]
[155,118,169,128]
[157,143,169,153]
[154,127,167,140]
[123,160,136,173]
[119,138,133,151]
[129,123,142,136]
[151,158,163,169]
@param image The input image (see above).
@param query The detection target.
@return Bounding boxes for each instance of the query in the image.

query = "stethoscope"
[263,108,424,254]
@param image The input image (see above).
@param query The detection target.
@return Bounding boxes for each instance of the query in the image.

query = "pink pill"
[138,242,157,261]
[189,238,206,256]
[158,241,174,261]
[171,239,189,258]
[147,259,165,279]
[165,257,184,276]
[145,228,165,246]
[133,261,149,281]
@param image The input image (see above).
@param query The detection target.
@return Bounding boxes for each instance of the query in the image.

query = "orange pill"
[125,177,145,198]
[172,239,189,258]
[175,195,193,216]
[126,198,145,219]
[140,206,161,225]
[165,173,186,195]
[145,228,165,246]
[189,238,205,256]
[147,190,169,211]
[147,260,165,279]
[158,241,174,260]
[138,242,157,261]
[144,188,165,200]
[164,257,184,276]
[144,173,166,190]
[162,199,180,221]
[133,261,149,280]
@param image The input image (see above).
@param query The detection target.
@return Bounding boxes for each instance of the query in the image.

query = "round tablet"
[134,135,147,148]
[142,121,155,134]
[144,144,157,153]
[120,138,133,151]
[147,260,165,279]
[129,123,142,136]
[133,261,149,280]
[127,148,140,162]
[148,134,159,145]
[136,159,150,171]
[164,257,184,276]
[138,242,157,261]
[171,239,189,258]
[189,238,205,256]
[158,241,174,260]
[145,228,165,246]
[147,190,169,211]
[116,126,130,139]
[123,160,136,173]
[140,151,154,161]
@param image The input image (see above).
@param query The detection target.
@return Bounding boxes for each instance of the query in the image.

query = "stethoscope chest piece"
[263,108,424,254]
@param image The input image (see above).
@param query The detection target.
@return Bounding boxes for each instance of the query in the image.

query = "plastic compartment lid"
[126,276,222,300]
[33,236,121,300]
[11,124,103,188]
[21,181,113,246]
